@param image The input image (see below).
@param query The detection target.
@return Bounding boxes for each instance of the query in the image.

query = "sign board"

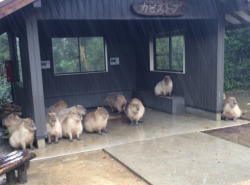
[132,0,187,16]
[110,58,119,65]
[41,61,50,69]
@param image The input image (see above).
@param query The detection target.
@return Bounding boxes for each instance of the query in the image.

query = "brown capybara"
[104,94,127,114]
[2,114,23,135]
[222,97,242,122]
[56,105,87,123]
[9,118,36,150]
[154,76,173,96]
[47,100,68,113]
[62,110,83,142]
[84,107,109,135]
[46,113,62,144]
[126,98,145,126]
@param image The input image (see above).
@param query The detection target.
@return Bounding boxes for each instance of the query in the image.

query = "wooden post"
[6,170,16,183]
[17,161,30,183]
[25,12,46,148]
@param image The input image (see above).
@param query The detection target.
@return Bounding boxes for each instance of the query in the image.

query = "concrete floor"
[2,108,250,185]
[33,108,248,160]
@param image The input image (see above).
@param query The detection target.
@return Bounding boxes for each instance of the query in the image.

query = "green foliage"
[0,33,12,104]
[224,28,250,92]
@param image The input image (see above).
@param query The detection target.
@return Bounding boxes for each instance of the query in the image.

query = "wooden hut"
[0,0,249,148]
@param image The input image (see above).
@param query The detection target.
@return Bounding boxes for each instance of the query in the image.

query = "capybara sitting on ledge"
[155,76,173,96]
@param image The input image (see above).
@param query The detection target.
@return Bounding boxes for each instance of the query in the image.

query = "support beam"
[25,12,46,148]
[216,16,225,116]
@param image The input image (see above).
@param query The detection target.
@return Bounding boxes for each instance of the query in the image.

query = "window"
[150,30,185,73]
[16,37,23,86]
[52,37,107,75]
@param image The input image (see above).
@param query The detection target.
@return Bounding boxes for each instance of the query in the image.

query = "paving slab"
[33,109,248,160]
[104,132,250,185]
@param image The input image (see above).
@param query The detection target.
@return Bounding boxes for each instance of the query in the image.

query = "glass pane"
[156,36,170,70]
[171,35,184,71]
[52,38,80,74]
[156,55,169,70]
[16,37,23,85]
[79,37,105,72]
[156,37,169,55]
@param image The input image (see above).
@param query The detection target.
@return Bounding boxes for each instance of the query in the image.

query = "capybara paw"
[233,118,237,122]
[55,141,59,144]
[30,147,36,150]
[69,139,74,142]
[139,119,143,123]
[104,129,108,133]
[98,132,103,135]
[135,123,139,126]
[77,137,82,140]
[225,118,229,122]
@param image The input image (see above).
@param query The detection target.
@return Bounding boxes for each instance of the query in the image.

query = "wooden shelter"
[0,0,249,148]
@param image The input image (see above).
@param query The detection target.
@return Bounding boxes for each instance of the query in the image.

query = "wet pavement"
[0,106,250,184]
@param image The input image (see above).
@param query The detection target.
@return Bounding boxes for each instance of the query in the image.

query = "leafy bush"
[0,33,12,104]
[224,28,250,92]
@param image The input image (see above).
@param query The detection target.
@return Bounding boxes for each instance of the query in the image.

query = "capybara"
[9,118,36,150]
[126,98,145,126]
[47,100,68,113]
[104,94,127,114]
[84,107,109,135]
[2,114,23,135]
[222,97,242,122]
[154,76,173,96]
[56,105,87,123]
[62,110,83,142]
[46,113,62,144]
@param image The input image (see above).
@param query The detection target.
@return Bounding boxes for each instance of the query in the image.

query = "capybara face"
[75,105,87,115]
[24,118,36,131]
[47,113,57,126]
[164,76,170,83]
[104,97,110,104]
[228,97,237,107]
[97,107,109,119]
[2,114,19,127]
[131,103,140,113]
[69,110,82,122]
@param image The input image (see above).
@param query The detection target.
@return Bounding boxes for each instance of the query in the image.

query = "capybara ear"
[97,107,101,110]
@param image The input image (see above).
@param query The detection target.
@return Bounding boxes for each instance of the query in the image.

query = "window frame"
[52,36,108,76]
[15,36,23,87]
[150,30,185,74]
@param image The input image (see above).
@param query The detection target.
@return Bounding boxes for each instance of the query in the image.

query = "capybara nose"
[233,100,237,105]
[52,117,56,122]
[136,106,140,111]
[78,113,82,118]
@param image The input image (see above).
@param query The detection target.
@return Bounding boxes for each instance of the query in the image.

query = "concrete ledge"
[186,106,221,121]
[134,90,185,115]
